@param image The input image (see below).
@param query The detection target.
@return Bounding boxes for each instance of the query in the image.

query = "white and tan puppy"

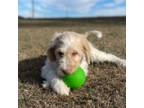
[41,31,126,95]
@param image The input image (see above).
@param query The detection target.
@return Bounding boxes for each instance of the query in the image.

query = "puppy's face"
[48,32,90,76]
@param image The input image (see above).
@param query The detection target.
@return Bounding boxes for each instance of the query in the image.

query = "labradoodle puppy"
[41,31,126,95]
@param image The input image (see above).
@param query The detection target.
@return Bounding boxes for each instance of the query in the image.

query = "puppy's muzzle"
[61,67,73,75]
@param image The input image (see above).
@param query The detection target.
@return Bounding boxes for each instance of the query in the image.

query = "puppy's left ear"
[81,38,91,64]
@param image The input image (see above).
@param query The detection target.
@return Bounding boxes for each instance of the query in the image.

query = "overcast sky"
[18,0,126,18]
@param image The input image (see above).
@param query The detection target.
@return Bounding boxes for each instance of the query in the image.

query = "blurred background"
[18,0,126,18]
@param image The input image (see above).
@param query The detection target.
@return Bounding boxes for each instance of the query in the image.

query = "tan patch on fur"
[79,36,91,64]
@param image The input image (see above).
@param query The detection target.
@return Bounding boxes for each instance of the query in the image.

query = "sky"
[18,0,126,18]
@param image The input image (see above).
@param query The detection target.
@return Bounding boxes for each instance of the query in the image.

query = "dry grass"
[18,20,126,108]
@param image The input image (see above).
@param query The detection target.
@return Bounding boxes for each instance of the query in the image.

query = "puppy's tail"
[85,30,102,39]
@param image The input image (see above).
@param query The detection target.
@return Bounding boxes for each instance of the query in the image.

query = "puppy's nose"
[61,68,72,75]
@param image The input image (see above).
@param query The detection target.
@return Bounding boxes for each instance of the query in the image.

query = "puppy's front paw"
[56,85,70,96]
[52,80,70,96]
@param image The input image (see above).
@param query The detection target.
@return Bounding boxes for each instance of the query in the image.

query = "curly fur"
[41,31,126,95]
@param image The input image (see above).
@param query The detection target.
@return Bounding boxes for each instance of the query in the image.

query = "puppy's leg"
[89,44,126,67]
[41,64,70,95]
[51,78,70,96]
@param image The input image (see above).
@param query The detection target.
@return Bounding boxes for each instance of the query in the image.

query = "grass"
[18,20,126,108]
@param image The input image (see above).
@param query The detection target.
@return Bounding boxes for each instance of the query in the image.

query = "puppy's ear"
[47,35,58,62]
[81,38,91,64]
[47,32,62,62]
[47,45,56,62]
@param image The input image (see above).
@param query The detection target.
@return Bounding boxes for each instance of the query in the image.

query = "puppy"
[41,31,126,95]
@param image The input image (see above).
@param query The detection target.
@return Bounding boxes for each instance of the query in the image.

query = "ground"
[18,20,126,108]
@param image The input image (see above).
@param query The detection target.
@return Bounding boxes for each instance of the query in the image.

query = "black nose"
[61,69,69,75]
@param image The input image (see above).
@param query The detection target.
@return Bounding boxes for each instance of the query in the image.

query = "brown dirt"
[18,20,126,108]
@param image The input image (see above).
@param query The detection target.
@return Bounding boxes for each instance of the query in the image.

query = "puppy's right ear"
[47,45,56,62]
[47,32,63,62]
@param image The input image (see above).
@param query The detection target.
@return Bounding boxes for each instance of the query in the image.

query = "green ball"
[63,66,86,89]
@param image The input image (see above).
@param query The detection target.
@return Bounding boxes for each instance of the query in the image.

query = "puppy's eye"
[72,52,78,56]
[57,51,64,57]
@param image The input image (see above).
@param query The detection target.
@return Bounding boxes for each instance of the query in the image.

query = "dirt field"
[18,19,126,108]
